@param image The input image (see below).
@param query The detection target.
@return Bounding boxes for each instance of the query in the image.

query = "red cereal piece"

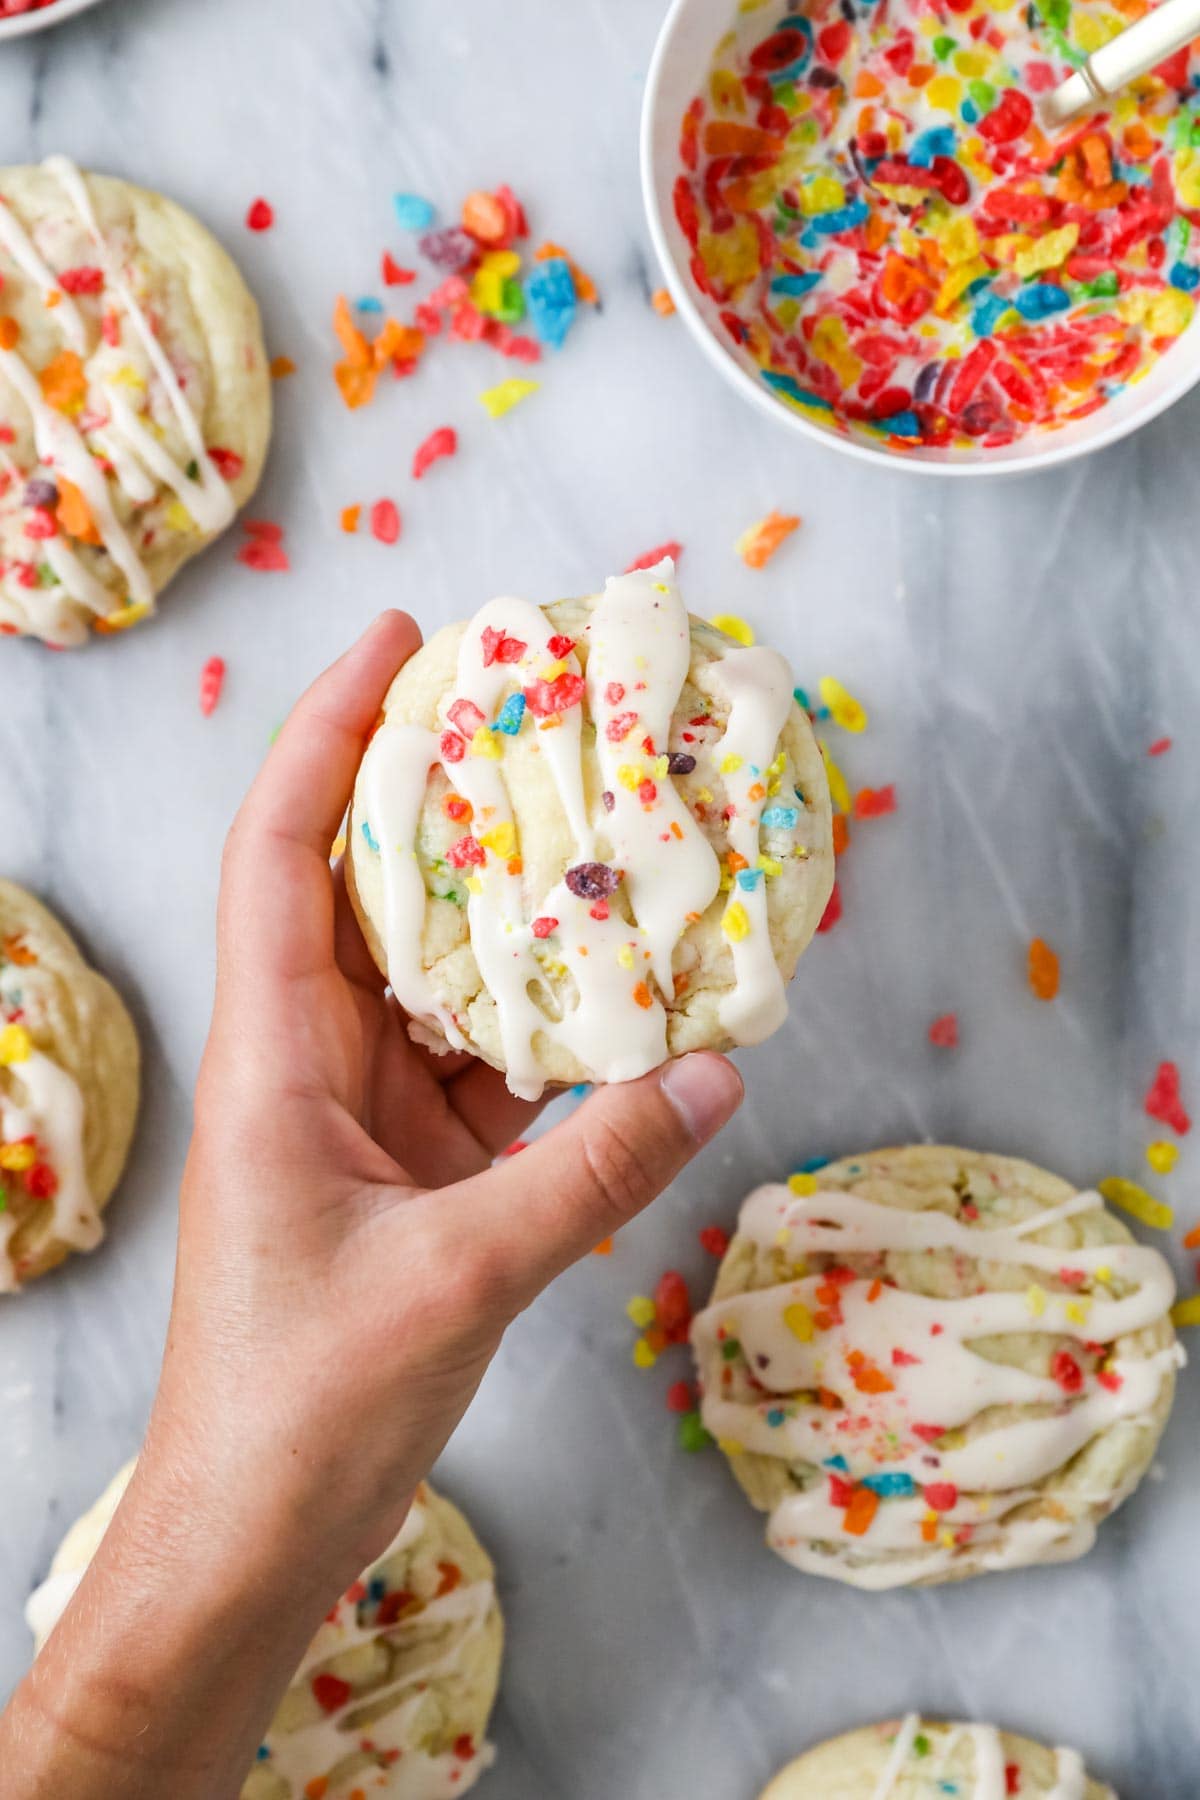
[625,541,683,573]
[853,785,896,819]
[653,1269,692,1343]
[245,198,274,232]
[370,499,401,544]
[199,656,225,717]
[382,252,417,286]
[666,1380,694,1412]
[523,673,585,717]
[698,1224,730,1257]
[816,881,842,934]
[311,1674,351,1713]
[412,426,457,479]
[1050,1349,1084,1394]
[1145,1060,1191,1135]
[1147,737,1172,756]
[480,627,527,666]
[237,537,289,573]
[923,1482,958,1513]
[531,916,558,939]
[58,266,104,295]
[928,1013,958,1048]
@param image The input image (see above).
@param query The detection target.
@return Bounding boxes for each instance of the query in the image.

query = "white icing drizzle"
[356,564,807,1099]
[0,157,237,640]
[0,1047,101,1292]
[693,1184,1181,1588]
[871,1716,1106,1799]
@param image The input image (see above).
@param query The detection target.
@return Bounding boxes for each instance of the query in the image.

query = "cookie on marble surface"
[0,880,138,1289]
[759,1715,1115,1799]
[347,560,833,1099]
[28,1466,503,1799]
[692,1145,1181,1588]
[0,156,270,646]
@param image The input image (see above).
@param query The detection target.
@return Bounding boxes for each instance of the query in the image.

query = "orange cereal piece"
[1028,936,1060,1001]
[462,189,510,245]
[38,349,87,414]
[340,505,361,534]
[843,1485,880,1536]
[56,478,100,544]
[0,315,18,349]
[854,70,884,97]
[270,354,297,379]
[1080,134,1112,188]
[702,121,782,158]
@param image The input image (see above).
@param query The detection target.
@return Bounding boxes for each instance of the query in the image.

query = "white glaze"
[356,563,807,1098]
[0,1045,100,1293]
[693,1184,1181,1588]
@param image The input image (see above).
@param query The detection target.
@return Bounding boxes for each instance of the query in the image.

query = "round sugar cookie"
[693,1146,1181,1588]
[0,880,138,1289]
[347,561,834,1099]
[0,156,271,646]
[759,1715,1115,1799]
[28,1466,504,1799]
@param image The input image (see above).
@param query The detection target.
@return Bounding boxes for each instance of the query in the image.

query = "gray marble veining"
[1,0,1199,1794]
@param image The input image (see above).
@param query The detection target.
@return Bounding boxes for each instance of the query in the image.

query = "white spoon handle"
[1042,0,1200,127]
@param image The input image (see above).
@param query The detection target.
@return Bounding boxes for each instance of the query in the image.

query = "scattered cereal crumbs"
[478,377,539,419]
[1146,1141,1179,1175]
[1099,1176,1174,1232]
[198,656,225,718]
[237,519,289,573]
[1145,1061,1191,1135]
[651,287,676,317]
[819,676,867,734]
[382,252,417,287]
[817,882,842,934]
[678,1411,714,1452]
[1184,1223,1200,1250]
[1148,738,1173,757]
[928,1013,958,1048]
[698,1224,729,1257]
[1171,1295,1200,1328]
[412,426,457,479]
[625,541,682,573]
[592,1237,613,1256]
[370,499,401,544]
[340,505,361,534]
[1027,937,1059,1002]
[269,355,296,379]
[245,198,274,232]
[711,612,754,647]
[854,785,896,819]
[735,510,801,569]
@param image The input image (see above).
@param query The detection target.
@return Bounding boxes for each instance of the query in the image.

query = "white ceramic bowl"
[0,0,109,40]
[640,0,1200,476]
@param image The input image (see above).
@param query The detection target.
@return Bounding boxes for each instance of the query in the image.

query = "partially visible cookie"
[0,157,271,646]
[28,1466,504,1799]
[759,1716,1115,1799]
[0,880,138,1288]
[693,1146,1181,1587]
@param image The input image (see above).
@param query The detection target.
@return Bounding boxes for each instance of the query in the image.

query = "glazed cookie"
[347,561,833,1099]
[28,1467,503,1799]
[692,1146,1181,1588]
[759,1715,1115,1799]
[0,157,270,646]
[0,880,138,1289]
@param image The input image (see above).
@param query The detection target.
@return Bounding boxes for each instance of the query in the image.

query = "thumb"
[452,1053,744,1308]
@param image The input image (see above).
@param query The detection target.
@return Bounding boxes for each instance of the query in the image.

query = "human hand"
[2,612,743,1798]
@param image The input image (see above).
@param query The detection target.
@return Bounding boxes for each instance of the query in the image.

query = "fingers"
[219,612,420,989]
[444,1054,744,1309]
[444,1060,550,1159]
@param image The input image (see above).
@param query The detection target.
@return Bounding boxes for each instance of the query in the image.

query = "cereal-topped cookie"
[692,1146,1181,1586]
[348,561,833,1098]
[0,158,270,646]
[28,1468,504,1799]
[0,880,138,1288]
[759,1715,1115,1799]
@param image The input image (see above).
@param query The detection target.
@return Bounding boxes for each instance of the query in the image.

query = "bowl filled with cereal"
[642,0,1200,472]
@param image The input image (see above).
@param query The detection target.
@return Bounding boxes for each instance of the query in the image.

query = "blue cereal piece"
[809,199,869,236]
[971,292,1011,337]
[736,868,765,892]
[761,804,800,829]
[361,819,380,852]
[393,192,436,232]
[1015,283,1071,321]
[1170,261,1200,292]
[770,271,822,298]
[861,1470,918,1498]
[525,256,577,349]
[909,126,956,168]
[492,692,527,736]
[878,410,922,437]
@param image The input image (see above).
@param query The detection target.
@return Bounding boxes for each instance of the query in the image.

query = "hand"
[1,611,744,1798]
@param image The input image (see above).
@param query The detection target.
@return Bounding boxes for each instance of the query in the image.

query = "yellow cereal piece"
[953,48,990,75]
[108,365,146,390]
[1014,224,1079,281]
[617,944,635,971]
[757,854,782,878]
[822,745,851,815]
[94,601,150,634]
[1074,10,1122,50]
[617,764,643,791]
[1147,290,1194,337]
[1025,1284,1047,1317]
[720,752,745,775]
[464,876,482,895]
[801,173,847,216]
[0,1023,32,1066]
[1171,1295,1200,1328]
[926,74,964,113]
[1099,1176,1174,1231]
[788,1172,818,1196]
[626,1295,656,1328]
[935,258,989,316]
[937,213,980,265]
[717,1437,745,1457]
[470,727,503,760]
[810,313,863,388]
[633,1337,658,1369]
[0,1141,36,1172]
[784,1301,815,1342]
[1146,1141,1179,1174]
[818,675,868,732]
[710,68,746,113]
[698,218,762,290]
[1065,1298,1092,1326]
[710,612,755,646]
[722,901,750,942]
[478,377,540,419]
[479,822,516,858]
[1175,157,1200,209]
[164,499,195,533]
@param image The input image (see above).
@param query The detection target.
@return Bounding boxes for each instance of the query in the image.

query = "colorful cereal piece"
[735,511,801,569]
[1027,937,1059,1001]
[199,656,225,717]
[478,378,539,419]
[412,426,458,479]
[1098,1176,1174,1232]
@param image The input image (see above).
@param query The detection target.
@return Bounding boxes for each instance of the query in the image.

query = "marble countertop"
[2,0,1200,1794]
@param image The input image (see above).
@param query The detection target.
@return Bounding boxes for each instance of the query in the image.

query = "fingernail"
[661,1054,744,1145]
